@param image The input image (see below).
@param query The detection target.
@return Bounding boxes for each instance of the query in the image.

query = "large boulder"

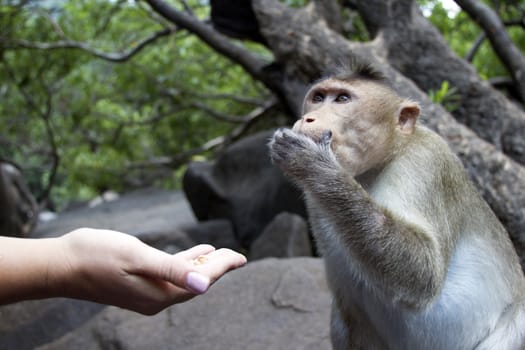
[182,219,242,251]
[183,131,307,248]
[33,188,197,239]
[36,258,331,350]
[249,212,312,260]
[0,298,105,350]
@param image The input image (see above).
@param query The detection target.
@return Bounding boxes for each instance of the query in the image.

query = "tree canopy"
[1,0,276,208]
[1,0,524,215]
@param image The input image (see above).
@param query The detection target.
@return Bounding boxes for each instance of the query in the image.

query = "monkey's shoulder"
[405,126,461,168]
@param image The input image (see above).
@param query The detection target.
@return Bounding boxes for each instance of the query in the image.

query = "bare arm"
[0,228,247,315]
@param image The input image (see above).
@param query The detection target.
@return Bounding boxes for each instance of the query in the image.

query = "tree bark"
[252,0,525,267]
[145,0,309,117]
[145,0,269,85]
[347,0,525,166]
[455,0,525,103]
[145,0,525,266]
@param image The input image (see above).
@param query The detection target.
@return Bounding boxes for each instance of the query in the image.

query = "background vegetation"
[1,0,524,210]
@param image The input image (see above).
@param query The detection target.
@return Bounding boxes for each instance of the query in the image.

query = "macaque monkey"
[269,64,525,349]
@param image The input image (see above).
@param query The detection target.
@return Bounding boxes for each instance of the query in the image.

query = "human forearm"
[0,228,247,314]
[0,236,66,304]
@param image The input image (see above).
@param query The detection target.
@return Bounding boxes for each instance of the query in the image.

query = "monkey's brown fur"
[269,64,525,349]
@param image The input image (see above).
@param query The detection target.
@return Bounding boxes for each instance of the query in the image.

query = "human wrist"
[34,235,77,300]
[0,236,68,304]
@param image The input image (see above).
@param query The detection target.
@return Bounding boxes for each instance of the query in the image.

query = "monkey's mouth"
[294,128,332,144]
[306,130,333,145]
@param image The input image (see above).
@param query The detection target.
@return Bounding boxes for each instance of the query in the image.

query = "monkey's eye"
[312,93,324,103]
[335,94,350,103]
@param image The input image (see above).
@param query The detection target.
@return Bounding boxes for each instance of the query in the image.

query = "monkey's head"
[293,66,420,176]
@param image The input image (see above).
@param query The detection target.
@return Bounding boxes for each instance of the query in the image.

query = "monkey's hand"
[269,128,339,184]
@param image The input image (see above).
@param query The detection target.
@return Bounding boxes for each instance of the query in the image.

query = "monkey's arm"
[270,128,446,307]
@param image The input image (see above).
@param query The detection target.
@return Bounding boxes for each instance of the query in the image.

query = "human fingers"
[130,243,245,295]
[174,244,216,261]
[162,248,246,294]
[181,248,246,294]
[130,243,219,293]
[190,248,247,283]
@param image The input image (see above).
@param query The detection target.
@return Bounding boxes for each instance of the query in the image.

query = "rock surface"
[36,258,331,350]
[0,187,329,349]
[183,131,307,248]
[0,188,203,350]
[0,298,104,350]
[33,188,197,239]
[249,212,312,260]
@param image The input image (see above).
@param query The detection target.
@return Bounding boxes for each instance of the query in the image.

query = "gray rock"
[37,258,332,350]
[0,298,105,350]
[136,229,197,254]
[249,212,312,260]
[0,161,38,237]
[33,188,196,238]
[183,219,242,251]
[183,131,307,248]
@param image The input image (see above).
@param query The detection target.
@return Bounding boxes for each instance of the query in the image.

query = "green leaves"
[0,0,268,208]
[419,0,525,80]
[428,81,460,112]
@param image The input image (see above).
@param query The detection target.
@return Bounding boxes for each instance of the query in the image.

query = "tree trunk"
[252,0,525,267]
[348,0,525,166]
[454,0,525,103]
[146,0,525,267]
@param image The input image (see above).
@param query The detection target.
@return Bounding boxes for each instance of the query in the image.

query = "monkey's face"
[293,78,407,175]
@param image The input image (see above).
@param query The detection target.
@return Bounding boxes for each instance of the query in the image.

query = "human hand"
[53,228,247,315]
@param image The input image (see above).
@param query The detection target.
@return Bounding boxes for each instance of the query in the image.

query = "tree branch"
[455,0,525,102]
[252,0,525,266]
[345,0,525,166]
[127,96,278,169]
[10,28,174,63]
[143,0,271,87]
[159,88,270,106]
[464,15,525,63]
[188,101,269,123]
[38,87,60,207]
[504,18,525,30]
[2,61,59,207]
[465,32,485,62]
[490,76,514,89]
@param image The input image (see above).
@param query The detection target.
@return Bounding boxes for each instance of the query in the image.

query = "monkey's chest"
[318,224,509,350]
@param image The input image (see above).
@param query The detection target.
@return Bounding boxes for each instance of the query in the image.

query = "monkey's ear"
[396,101,420,135]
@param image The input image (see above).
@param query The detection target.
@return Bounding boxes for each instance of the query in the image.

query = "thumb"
[185,271,210,294]
[134,243,214,293]
[176,245,216,293]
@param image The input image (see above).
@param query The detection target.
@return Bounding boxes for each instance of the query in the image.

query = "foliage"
[0,0,523,209]
[0,0,268,209]
[279,0,308,8]
[428,81,460,112]
[418,0,525,80]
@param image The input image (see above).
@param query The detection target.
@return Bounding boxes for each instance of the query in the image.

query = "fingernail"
[186,272,210,294]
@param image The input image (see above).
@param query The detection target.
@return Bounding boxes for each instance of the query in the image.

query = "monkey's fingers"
[321,130,333,145]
